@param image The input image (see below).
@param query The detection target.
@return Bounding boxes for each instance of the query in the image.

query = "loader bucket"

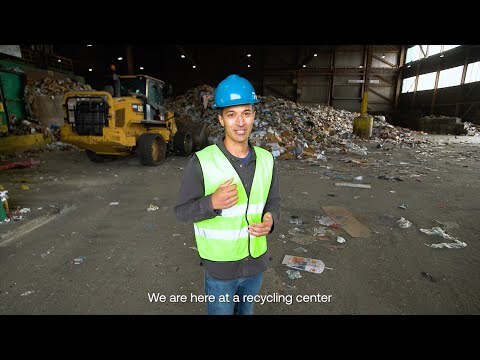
[177,122,209,151]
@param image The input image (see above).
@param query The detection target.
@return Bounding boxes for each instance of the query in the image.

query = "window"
[406,45,421,63]
[417,72,437,91]
[406,45,462,64]
[443,45,460,52]
[428,45,442,57]
[438,65,463,88]
[465,61,480,84]
[401,76,416,93]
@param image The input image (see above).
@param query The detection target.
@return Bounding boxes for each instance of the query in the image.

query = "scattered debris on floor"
[282,255,328,274]
[397,217,412,229]
[290,235,317,245]
[420,227,467,249]
[0,160,41,171]
[421,271,438,282]
[335,182,371,189]
[73,256,86,264]
[286,269,302,279]
[322,206,372,238]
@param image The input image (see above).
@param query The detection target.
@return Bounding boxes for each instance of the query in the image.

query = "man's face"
[218,104,255,144]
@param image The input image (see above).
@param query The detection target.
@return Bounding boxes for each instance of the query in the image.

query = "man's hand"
[248,212,273,237]
[211,178,238,210]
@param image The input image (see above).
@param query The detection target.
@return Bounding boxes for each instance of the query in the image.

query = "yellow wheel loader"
[60,75,208,166]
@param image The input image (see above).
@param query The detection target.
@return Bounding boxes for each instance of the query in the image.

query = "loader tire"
[173,131,193,156]
[86,150,116,163]
[138,133,166,166]
[192,128,209,151]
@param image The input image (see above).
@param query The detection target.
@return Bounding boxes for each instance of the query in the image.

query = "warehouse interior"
[0,44,479,316]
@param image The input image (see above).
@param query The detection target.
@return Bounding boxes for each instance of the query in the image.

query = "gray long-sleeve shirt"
[174,139,282,280]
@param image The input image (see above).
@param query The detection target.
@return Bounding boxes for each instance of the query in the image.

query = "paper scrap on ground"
[335,182,371,189]
[322,206,372,238]
[73,256,86,264]
[420,227,467,249]
[290,235,317,245]
[288,227,307,236]
[397,217,412,228]
[282,255,325,274]
[314,216,337,227]
[286,269,302,279]
[336,236,346,243]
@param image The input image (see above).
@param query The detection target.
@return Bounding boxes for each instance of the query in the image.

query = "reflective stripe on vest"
[194,144,274,261]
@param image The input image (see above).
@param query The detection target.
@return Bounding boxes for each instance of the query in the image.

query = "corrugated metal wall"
[263,45,401,113]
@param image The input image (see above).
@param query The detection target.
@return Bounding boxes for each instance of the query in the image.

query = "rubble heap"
[419,115,480,136]
[25,77,92,97]
[463,122,480,136]
[166,85,425,159]
[25,77,92,121]
[7,78,92,137]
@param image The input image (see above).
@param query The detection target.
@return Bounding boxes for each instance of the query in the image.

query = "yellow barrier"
[353,115,373,139]
[0,133,52,154]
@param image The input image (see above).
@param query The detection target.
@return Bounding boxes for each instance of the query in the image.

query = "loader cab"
[119,75,169,121]
[119,75,165,105]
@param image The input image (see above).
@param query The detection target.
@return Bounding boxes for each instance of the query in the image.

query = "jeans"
[204,271,264,315]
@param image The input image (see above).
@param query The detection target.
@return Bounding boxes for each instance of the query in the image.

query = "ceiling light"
[57,59,61,62]
[181,54,185,59]
[88,68,93,72]
[313,53,318,57]
[118,57,123,60]
[247,54,252,57]
[247,64,251,68]
[192,65,196,69]
[87,44,92,47]
[302,65,306,68]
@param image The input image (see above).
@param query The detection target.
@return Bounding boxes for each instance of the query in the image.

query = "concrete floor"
[1,135,479,314]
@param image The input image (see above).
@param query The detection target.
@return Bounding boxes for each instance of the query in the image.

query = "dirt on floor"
[0,135,479,314]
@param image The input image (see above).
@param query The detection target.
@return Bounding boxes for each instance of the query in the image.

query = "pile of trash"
[165,85,425,159]
[25,77,92,121]
[7,77,92,137]
[6,118,48,137]
[463,122,480,136]
[372,115,421,144]
[25,77,92,97]
[415,114,480,136]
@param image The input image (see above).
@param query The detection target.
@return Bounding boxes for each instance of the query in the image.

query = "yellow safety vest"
[194,144,274,261]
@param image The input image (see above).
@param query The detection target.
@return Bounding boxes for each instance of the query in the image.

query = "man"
[104,64,121,97]
[175,74,281,315]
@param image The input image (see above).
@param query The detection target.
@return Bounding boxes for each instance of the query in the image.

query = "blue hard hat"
[213,74,259,109]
